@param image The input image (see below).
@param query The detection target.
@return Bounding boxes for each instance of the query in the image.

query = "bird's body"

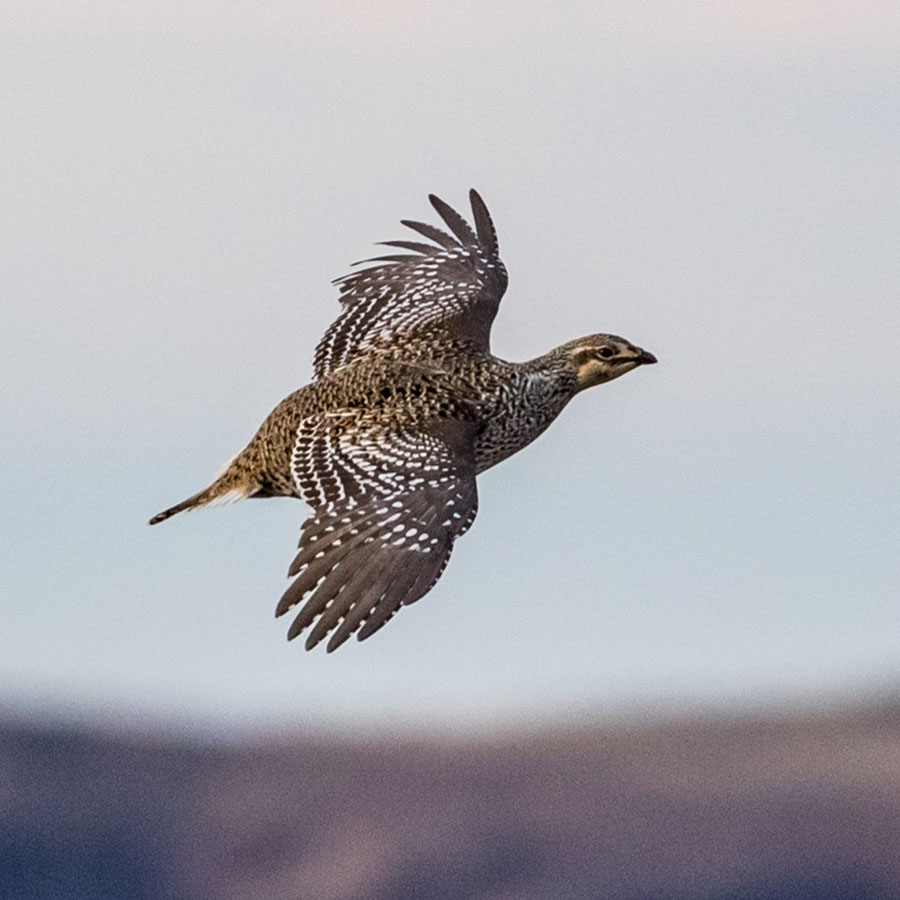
[195,352,575,502]
[151,191,656,651]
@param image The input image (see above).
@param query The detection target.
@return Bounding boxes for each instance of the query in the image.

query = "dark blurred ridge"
[2,698,900,900]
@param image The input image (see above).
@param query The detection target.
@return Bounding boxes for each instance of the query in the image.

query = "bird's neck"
[520,349,579,397]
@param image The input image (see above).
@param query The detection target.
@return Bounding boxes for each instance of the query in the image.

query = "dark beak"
[634,349,658,365]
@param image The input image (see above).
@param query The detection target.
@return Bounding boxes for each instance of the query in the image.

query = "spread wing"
[313,189,508,378]
[276,412,478,652]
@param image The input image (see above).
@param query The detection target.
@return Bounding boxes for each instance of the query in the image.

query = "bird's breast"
[473,371,572,472]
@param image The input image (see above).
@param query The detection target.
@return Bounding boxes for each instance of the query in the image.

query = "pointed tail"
[148,466,256,525]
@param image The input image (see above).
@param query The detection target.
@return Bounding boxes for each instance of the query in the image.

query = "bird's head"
[560,334,658,391]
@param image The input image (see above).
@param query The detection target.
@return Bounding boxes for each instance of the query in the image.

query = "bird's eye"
[598,347,614,359]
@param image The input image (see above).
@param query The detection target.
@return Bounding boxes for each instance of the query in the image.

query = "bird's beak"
[634,349,658,365]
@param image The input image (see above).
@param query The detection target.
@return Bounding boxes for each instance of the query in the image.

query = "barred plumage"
[314,193,507,377]
[150,190,657,651]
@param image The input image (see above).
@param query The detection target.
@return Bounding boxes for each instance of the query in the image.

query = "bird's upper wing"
[313,190,508,378]
[276,411,478,651]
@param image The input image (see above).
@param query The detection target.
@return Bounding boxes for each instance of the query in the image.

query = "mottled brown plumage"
[150,190,657,651]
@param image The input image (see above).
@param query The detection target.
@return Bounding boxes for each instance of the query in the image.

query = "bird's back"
[231,356,485,499]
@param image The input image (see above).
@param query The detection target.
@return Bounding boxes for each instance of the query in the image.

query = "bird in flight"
[150,190,657,652]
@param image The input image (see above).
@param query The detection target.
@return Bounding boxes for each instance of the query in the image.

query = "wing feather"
[378,240,439,255]
[469,189,499,257]
[314,192,508,377]
[278,414,478,651]
[429,193,478,246]
[398,219,459,249]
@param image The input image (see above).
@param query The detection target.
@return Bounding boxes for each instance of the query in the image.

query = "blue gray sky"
[2,1,898,732]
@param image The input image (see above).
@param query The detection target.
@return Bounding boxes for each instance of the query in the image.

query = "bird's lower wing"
[277,414,478,651]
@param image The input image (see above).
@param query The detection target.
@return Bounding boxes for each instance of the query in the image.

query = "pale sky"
[2,1,898,732]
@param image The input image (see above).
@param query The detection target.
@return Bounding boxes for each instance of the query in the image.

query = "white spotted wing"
[276,414,478,651]
[314,190,508,378]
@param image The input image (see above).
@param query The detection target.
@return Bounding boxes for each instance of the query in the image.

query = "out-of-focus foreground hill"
[2,701,900,900]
